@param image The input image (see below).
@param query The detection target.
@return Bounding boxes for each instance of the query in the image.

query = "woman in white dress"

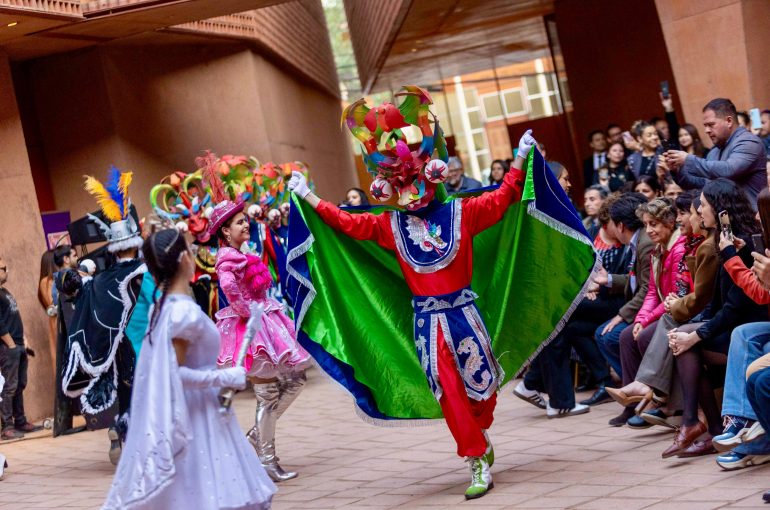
[103,228,276,509]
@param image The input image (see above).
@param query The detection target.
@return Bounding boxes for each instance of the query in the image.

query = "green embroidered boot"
[482,430,494,467]
[464,456,493,500]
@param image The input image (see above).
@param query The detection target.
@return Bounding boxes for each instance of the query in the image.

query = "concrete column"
[0,52,53,422]
[656,0,770,127]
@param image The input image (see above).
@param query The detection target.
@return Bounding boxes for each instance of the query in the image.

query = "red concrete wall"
[0,53,53,422]
[554,0,682,173]
[24,41,357,222]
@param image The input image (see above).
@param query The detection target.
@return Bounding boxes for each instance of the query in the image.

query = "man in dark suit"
[590,193,654,426]
[665,98,767,207]
[582,129,608,187]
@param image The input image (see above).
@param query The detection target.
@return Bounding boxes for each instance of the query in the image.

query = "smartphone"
[750,108,762,130]
[752,234,766,255]
[660,80,670,99]
[719,210,734,241]
[661,139,678,152]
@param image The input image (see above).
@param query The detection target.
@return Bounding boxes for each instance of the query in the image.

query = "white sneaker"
[482,430,494,467]
[513,380,547,409]
[0,453,6,480]
[744,421,766,444]
[546,402,590,419]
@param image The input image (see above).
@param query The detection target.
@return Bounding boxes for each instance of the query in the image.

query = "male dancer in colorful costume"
[287,86,596,498]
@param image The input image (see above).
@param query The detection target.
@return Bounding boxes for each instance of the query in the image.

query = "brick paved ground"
[1,369,769,509]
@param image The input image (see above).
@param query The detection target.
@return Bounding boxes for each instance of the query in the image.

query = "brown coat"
[610,230,655,323]
[669,236,719,323]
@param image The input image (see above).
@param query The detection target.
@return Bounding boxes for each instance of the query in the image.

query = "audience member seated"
[709,189,770,456]
[599,142,634,192]
[606,192,714,426]
[488,159,509,186]
[590,193,653,384]
[583,129,608,188]
[634,175,662,201]
[582,185,607,239]
[664,179,767,458]
[679,123,708,158]
[444,156,482,193]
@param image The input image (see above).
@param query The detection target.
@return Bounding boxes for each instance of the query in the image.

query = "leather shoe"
[677,437,716,458]
[627,415,653,429]
[608,407,635,427]
[763,490,770,503]
[662,421,707,458]
[15,422,43,433]
[579,387,613,406]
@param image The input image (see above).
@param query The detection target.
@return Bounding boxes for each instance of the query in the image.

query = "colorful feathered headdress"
[83,166,143,253]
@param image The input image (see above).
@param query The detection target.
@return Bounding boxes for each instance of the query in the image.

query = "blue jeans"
[722,322,770,421]
[735,369,770,455]
[595,319,630,378]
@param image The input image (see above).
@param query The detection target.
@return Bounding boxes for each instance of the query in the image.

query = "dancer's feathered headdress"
[83,166,143,253]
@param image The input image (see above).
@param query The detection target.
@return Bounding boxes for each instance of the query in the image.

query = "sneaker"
[713,415,750,452]
[108,427,122,466]
[14,422,43,433]
[482,430,494,467]
[0,428,23,441]
[546,402,589,419]
[464,456,493,500]
[715,451,770,471]
[641,408,682,430]
[513,381,547,410]
[743,421,766,444]
[0,453,6,480]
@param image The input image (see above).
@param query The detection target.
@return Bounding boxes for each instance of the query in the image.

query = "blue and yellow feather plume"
[83,166,133,222]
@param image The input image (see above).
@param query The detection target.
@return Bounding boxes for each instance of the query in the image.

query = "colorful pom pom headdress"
[341,85,449,210]
[150,151,313,242]
[83,166,143,253]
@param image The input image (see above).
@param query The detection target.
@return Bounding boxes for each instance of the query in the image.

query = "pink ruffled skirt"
[216,299,311,379]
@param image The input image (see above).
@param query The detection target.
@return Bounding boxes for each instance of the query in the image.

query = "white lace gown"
[103,294,276,509]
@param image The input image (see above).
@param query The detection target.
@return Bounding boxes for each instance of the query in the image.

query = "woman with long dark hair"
[602,142,634,191]
[678,123,707,158]
[664,179,767,458]
[709,188,770,464]
[489,159,509,186]
[211,199,310,481]
[103,229,275,509]
[634,175,662,201]
[344,187,370,207]
[37,250,57,375]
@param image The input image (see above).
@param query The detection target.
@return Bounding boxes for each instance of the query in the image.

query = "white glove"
[178,366,247,390]
[518,129,536,158]
[288,171,311,199]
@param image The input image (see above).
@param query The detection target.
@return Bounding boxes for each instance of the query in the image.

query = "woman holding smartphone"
[664,179,766,458]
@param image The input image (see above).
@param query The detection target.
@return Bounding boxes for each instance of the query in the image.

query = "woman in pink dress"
[208,199,311,482]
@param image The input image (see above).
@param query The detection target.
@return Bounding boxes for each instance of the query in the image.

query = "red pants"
[436,327,496,458]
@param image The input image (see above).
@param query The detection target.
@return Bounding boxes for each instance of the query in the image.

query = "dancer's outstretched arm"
[288,172,392,247]
[463,130,535,235]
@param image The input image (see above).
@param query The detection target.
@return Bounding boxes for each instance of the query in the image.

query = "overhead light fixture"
[7,22,18,27]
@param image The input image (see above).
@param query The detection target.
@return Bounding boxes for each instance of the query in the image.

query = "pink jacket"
[635,232,692,327]
[215,247,273,319]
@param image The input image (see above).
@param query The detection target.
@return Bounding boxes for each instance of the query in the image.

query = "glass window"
[482,95,503,120]
[468,110,484,129]
[472,132,486,151]
[525,76,541,95]
[503,89,525,115]
[476,152,491,172]
[463,88,479,108]
[529,97,546,119]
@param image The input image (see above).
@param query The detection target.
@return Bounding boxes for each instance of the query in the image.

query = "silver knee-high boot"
[246,372,306,482]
